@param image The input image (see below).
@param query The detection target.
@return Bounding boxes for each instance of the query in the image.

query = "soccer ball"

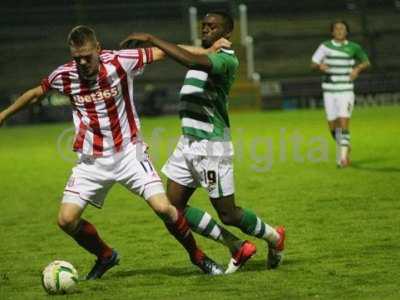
[41,260,78,294]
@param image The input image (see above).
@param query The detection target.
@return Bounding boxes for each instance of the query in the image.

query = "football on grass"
[41,260,78,294]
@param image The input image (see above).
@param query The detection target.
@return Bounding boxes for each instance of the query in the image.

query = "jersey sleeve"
[40,68,65,94]
[207,51,238,77]
[311,44,326,64]
[354,44,370,63]
[116,48,154,76]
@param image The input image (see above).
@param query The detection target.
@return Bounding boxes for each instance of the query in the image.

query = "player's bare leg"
[166,179,195,210]
[58,203,84,234]
[57,203,118,280]
[329,119,341,165]
[328,120,337,141]
[210,194,285,270]
[146,192,223,275]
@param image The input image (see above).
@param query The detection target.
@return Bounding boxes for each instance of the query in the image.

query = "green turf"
[0,106,399,299]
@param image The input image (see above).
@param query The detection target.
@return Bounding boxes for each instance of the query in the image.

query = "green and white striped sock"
[239,208,278,243]
[340,129,351,147]
[336,128,351,147]
[184,206,242,254]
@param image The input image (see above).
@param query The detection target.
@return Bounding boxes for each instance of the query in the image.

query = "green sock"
[239,208,278,243]
[184,206,242,254]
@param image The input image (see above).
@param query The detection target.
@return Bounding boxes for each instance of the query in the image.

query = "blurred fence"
[261,73,400,110]
[0,0,399,124]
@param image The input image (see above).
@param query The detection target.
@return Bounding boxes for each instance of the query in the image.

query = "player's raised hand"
[120,33,153,48]
[210,38,232,52]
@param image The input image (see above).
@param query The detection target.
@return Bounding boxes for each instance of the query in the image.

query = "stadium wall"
[1,1,399,124]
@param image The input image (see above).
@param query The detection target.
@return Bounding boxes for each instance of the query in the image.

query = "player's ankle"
[190,248,205,264]
[98,248,113,261]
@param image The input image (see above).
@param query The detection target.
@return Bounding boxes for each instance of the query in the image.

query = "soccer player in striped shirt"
[311,20,370,167]
[0,25,227,278]
[122,11,286,273]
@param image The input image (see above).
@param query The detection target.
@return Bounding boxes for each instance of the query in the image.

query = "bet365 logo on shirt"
[73,87,119,104]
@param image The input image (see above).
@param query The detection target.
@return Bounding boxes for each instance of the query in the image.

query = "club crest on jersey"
[73,87,119,104]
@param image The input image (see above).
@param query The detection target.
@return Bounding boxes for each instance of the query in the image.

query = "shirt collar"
[219,48,235,55]
[331,39,348,47]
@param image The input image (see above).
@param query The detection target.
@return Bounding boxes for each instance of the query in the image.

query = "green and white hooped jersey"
[179,48,238,146]
[312,40,369,93]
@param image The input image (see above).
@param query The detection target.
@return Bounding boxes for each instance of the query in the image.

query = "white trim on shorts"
[62,191,89,209]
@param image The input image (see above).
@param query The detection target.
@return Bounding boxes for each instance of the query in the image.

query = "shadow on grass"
[350,158,400,173]
[245,258,299,272]
[111,266,200,278]
[109,258,298,279]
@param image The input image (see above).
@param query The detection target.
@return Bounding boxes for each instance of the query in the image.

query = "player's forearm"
[354,61,370,73]
[311,63,320,70]
[1,86,44,120]
[180,38,231,55]
[152,45,209,62]
[149,35,211,71]
[178,45,209,55]
[311,62,323,72]
[311,62,329,73]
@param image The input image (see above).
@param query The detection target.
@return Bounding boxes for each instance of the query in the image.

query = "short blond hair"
[67,25,97,47]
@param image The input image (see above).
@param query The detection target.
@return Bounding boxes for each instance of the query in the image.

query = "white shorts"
[62,142,164,208]
[323,91,355,121]
[162,136,234,199]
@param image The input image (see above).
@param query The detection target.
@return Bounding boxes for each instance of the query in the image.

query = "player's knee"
[57,211,79,233]
[150,197,175,221]
[155,203,172,217]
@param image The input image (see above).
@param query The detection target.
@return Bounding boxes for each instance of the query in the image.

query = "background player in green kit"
[311,20,370,167]
[122,11,285,274]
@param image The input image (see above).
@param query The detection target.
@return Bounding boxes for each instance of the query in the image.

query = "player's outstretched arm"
[120,35,230,63]
[179,38,231,56]
[145,40,229,62]
[0,85,45,127]
[121,33,214,71]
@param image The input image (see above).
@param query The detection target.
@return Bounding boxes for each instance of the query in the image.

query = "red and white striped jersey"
[41,48,153,156]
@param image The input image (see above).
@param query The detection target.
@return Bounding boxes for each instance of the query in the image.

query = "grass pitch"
[0,106,399,299]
